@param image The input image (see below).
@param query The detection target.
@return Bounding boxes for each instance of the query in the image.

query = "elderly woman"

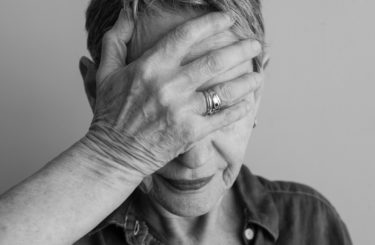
[0,0,352,244]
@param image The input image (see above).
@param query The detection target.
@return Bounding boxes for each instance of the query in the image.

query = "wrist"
[80,122,158,178]
[76,132,145,189]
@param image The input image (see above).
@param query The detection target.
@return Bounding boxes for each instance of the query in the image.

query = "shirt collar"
[89,165,280,241]
[234,165,280,241]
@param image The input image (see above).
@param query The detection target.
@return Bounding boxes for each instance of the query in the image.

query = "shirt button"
[133,220,140,236]
[244,228,254,240]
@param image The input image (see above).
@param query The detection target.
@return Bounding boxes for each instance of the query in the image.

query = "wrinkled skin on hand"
[83,9,263,177]
[89,61,199,175]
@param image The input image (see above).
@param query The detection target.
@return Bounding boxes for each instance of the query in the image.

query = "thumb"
[97,8,135,83]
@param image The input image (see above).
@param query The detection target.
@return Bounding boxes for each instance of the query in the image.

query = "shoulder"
[236,166,352,244]
[238,166,341,216]
[258,175,338,212]
[256,174,352,244]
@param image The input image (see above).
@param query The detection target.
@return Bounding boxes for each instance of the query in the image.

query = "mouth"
[157,174,215,191]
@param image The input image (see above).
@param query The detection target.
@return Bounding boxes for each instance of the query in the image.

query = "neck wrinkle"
[137,189,240,244]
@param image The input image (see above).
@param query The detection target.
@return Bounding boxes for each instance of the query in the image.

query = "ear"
[79,56,97,113]
[253,53,270,119]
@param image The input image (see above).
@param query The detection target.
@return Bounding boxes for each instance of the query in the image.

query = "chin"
[154,195,213,217]
[148,172,228,217]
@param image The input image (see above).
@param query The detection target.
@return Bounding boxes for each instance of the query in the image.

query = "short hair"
[85,0,265,70]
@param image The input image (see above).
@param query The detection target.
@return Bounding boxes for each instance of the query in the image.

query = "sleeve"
[294,188,353,245]
[317,202,353,245]
[271,181,353,245]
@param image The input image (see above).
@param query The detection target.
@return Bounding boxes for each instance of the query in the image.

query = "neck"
[138,189,241,244]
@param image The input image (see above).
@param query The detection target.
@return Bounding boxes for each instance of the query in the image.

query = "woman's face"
[128,8,258,217]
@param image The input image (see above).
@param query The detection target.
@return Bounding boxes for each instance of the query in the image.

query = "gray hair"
[86,0,265,70]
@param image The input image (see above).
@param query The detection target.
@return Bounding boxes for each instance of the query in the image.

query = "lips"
[158,174,214,191]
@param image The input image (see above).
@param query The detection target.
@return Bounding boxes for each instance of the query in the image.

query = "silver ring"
[203,89,222,116]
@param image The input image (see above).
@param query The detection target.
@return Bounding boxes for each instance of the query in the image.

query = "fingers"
[189,72,263,115]
[202,60,253,89]
[180,39,262,89]
[97,8,135,83]
[201,98,254,135]
[209,72,263,109]
[181,97,254,151]
[152,12,234,64]
[181,30,239,66]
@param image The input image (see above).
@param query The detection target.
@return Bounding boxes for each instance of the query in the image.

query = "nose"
[176,139,214,169]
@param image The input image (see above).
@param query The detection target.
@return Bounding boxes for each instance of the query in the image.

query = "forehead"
[127,8,240,63]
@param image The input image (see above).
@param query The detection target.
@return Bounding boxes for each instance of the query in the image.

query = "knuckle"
[157,23,194,58]
[154,33,177,60]
[179,70,194,84]
[156,86,170,107]
[218,83,233,101]
[205,53,223,74]
[135,59,154,81]
[173,23,194,42]
[102,29,117,45]
[157,40,174,59]
[156,83,176,109]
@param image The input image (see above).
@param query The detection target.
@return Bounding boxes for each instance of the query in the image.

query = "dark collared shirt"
[75,166,352,244]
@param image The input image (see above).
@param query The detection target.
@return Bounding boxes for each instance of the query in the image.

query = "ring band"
[203,89,222,116]
[203,90,212,115]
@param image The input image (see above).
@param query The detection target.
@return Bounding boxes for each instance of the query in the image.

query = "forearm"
[0,138,144,245]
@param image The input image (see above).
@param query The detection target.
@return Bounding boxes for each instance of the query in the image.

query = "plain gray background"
[0,0,374,244]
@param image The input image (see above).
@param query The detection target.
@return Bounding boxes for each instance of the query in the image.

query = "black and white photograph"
[0,0,373,244]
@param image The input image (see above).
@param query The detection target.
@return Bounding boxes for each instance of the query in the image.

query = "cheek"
[211,115,254,187]
[213,113,254,163]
